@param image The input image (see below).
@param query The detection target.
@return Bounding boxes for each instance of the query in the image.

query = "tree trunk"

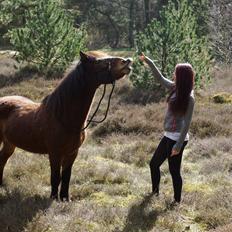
[155,0,169,20]
[128,0,135,47]
[106,15,120,48]
[94,8,120,48]
[144,0,150,26]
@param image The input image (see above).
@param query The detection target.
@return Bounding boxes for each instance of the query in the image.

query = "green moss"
[212,92,232,104]
[70,219,102,232]
[184,182,213,194]
[91,191,137,207]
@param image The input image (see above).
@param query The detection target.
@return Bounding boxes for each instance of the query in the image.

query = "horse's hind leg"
[0,140,16,185]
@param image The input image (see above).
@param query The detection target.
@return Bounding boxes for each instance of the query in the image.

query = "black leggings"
[150,136,187,202]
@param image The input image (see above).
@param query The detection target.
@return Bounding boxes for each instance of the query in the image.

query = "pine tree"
[130,0,211,90]
[8,0,86,75]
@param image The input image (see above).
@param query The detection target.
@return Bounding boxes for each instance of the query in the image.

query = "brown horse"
[0,51,132,201]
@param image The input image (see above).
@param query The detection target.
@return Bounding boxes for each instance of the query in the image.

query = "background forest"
[0,0,231,88]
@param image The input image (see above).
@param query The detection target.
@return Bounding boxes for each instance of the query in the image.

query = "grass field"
[0,51,232,232]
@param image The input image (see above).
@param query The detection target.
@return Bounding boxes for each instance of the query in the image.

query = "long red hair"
[167,63,194,116]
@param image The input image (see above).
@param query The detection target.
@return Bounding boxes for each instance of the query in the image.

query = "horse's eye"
[121,60,127,64]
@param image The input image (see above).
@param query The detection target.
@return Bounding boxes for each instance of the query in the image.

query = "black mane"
[43,62,86,124]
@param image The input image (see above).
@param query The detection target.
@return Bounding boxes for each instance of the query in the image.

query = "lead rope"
[82,81,115,131]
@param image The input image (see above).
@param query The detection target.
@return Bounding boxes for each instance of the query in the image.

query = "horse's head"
[80,51,132,85]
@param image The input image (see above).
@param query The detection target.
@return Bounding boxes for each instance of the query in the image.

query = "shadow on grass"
[120,193,165,232]
[0,188,52,232]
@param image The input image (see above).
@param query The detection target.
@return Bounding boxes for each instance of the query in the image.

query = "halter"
[82,61,115,131]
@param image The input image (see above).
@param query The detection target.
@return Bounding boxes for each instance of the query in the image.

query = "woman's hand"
[139,52,146,62]
[171,148,180,157]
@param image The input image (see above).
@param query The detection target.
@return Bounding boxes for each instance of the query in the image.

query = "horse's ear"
[80,51,96,63]
[80,51,88,62]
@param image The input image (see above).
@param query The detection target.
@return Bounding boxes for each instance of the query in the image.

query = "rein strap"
[82,81,115,131]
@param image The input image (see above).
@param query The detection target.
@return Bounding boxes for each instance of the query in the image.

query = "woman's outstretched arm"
[139,54,174,90]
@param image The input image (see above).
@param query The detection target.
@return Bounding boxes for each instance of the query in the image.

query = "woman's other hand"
[171,148,180,157]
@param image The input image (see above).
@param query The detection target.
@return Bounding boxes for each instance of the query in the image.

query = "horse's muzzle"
[123,58,133,74]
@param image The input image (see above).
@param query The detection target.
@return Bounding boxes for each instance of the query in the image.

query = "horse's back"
[0,95,35,105]
[0,96,38,119]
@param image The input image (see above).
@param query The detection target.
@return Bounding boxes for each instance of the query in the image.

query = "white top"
[164,131,189,142]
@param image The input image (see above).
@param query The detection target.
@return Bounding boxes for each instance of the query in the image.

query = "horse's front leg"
[60,151,78,202]
[49,154,62,200]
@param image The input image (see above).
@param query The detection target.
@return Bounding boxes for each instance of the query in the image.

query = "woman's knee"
[150,160,159,171]
[149,160,154,169]
[169,167,181,178]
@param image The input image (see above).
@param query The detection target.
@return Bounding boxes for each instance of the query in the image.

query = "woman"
[139,53,195,204]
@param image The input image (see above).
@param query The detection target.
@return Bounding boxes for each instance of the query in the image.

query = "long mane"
[42,62,85,123]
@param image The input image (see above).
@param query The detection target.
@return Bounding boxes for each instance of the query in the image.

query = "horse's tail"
[0,101,16,119]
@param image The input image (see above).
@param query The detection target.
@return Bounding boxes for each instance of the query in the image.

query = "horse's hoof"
[60,196,71,202]
[50,194,58,201]
[60,191,71,202]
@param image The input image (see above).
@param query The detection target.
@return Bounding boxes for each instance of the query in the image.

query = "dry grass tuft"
[190,102,232,138]
[209,223,232,232]
[93,103,164,137]
[194,187,232,230]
